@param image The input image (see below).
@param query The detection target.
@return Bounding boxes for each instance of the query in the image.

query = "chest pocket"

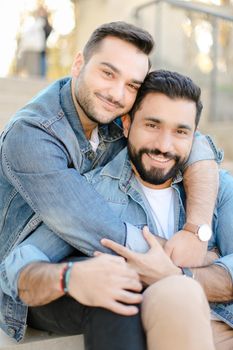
[120,201,147,229]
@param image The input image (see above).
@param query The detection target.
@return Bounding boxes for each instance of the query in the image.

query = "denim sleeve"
[214,255,233,283]
[1,121,126,256]
[184,132,223,169]
[212,171,233,282]
[0,223,76,300]
[0,245,49,301]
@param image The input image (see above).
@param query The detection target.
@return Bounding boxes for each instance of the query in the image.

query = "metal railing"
[133,0,233,121]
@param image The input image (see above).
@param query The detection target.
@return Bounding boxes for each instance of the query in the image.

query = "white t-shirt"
[136,179,222,322]
[138,181,175,240]
[89,127,99,152]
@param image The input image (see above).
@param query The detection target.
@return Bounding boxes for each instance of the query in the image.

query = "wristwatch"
[183,223,212,242]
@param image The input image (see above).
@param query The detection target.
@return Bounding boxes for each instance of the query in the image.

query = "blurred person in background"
[37,5,52,77]
[16,5,52,78]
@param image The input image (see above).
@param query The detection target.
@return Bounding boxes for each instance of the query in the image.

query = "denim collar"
[60,78,124,152]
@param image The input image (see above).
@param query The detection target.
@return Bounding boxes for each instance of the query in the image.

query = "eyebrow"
[100,62,144,85]
[145,117,193,131]
[177,123,193,131]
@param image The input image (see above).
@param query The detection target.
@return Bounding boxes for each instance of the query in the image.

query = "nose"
[154,131,173,154]
[108,81,125,103]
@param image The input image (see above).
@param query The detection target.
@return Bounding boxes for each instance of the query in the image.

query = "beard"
[128,140,187,185]
[74,71,125,125]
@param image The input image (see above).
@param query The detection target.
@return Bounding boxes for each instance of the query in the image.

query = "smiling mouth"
[147,153,173,164]
[96,93,120,110]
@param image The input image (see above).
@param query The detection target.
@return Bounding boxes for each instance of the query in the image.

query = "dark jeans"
[27,255,146,350]
[27,296,146,350]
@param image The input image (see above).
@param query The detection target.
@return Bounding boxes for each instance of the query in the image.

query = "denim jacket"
[0,77,222,341]
[0,78,129,260]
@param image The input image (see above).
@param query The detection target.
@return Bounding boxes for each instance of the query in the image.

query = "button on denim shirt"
[85,148,233,329]
[0,78,222,341]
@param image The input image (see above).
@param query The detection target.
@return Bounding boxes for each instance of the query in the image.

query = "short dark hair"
[83,21,154,64]
[130,70,203,127]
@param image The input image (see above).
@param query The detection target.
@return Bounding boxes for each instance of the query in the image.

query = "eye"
[145,123,159,129]
[128,83,140,92]
[176,129,188,135]
[103,70,114,78]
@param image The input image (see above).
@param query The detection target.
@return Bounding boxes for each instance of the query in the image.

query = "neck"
[71,79,97,139]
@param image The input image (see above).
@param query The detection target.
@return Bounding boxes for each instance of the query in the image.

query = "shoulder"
[218,169,233,202]
[4,78,70,131]
[1,78,73,150]
[219,169,233,185]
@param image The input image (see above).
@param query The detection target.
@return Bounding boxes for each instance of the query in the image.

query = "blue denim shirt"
[84,148,233,329]
[0,77,222,341]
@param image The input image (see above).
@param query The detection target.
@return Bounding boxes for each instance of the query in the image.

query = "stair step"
[0,328,84,350]
[0,77,49,131]
[0,77,49,95]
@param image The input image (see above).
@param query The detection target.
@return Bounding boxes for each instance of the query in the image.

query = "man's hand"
[164,229,208,267]
[202,248,220,266]
[69,254,143,316]
[100,227,181,286]
[19,255,142,316]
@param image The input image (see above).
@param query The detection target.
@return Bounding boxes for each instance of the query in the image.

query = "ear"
[71,52,84,77]
[121,114,131,138]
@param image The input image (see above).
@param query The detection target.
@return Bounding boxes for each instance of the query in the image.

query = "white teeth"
[148,153,170,163]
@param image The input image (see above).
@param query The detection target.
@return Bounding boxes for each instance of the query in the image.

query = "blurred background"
[0,0,232,165]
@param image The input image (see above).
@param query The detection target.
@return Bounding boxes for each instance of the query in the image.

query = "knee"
[141,275,207,329]
[143,275,205,306]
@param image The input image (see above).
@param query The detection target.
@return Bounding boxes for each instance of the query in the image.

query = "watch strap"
[183,223,199,235]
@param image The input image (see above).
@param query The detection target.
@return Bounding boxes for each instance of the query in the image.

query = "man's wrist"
[181,267,194,278]
[171,266,183,277]
[183,223,212,242]
[60,262,74,294]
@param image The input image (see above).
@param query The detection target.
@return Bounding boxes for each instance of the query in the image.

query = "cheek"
[128,131,141,150]
[176,140,193,159]
[84,70,105,89]
[125,92,137,108]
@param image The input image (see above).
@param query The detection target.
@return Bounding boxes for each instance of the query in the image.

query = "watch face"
[198,224,212,242]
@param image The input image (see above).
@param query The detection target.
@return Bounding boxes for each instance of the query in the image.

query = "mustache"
[96,93,125,109]
[139,148,180,161]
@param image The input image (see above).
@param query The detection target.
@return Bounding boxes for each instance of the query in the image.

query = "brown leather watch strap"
[183,223,199,235]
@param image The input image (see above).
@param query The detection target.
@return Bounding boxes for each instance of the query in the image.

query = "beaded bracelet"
[60,262,74,294]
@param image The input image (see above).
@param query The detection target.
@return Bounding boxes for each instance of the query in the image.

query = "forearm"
[2,126,126,256]
[18,262,65,306]
[193,264,233,302]
[183,160,218,225]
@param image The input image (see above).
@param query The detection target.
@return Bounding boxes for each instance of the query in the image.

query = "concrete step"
[0,77,49,95]
[0,77,49,130]
[0,328,84,350]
